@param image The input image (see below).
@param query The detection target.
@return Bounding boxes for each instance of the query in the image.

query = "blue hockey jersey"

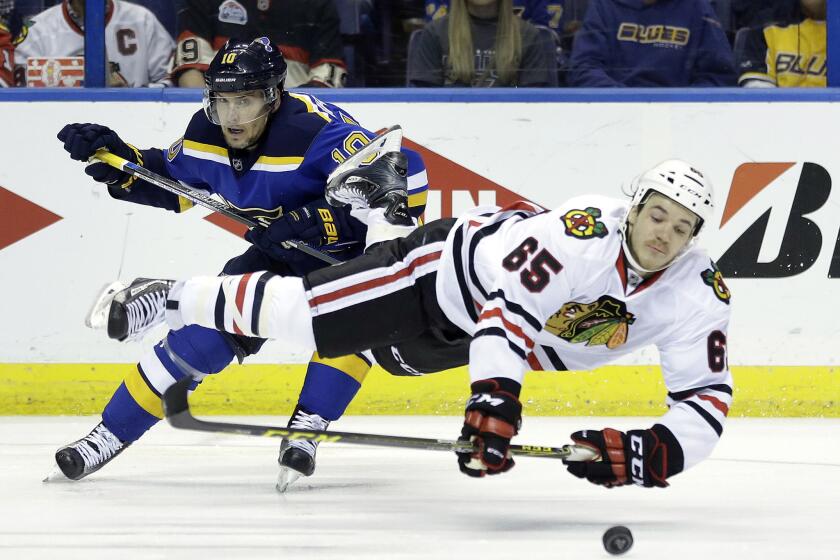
[108,91,428,269]
[568,0,736,87]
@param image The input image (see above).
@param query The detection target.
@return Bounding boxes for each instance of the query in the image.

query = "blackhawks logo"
[545,295,635,349]
[562,207,608,239]
[701,261,731,304]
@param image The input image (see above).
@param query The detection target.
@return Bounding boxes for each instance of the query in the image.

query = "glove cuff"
[626,428,670,488]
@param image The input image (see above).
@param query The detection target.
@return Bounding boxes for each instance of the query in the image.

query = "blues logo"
[167,137,183,162]
[563,207,608,239]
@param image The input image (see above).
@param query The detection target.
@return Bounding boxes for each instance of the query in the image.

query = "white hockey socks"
[168,273,317,350]
[351,207,417,249]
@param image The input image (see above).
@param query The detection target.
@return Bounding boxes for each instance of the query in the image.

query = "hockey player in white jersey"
[14,0,174,87]
[101,159,733,488]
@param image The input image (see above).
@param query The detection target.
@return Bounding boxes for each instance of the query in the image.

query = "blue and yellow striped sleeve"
[403,147,428,220]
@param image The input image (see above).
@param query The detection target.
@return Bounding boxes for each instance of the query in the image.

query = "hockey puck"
[602,526,633,555]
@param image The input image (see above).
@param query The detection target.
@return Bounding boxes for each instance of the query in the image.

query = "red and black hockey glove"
[564,427,670,488]
[57,123,141,187]
[456,378,522,477]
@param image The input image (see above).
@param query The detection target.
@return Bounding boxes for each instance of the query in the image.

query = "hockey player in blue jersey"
[53,37,429,490]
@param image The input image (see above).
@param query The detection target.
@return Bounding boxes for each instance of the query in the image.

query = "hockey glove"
[245,198,363,261]
[456,379,522,477]
[564,428,669,488]
[57,123,142,188]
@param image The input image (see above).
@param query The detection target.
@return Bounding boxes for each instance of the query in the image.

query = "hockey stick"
[162,376,598,462]
[92,149,342,266]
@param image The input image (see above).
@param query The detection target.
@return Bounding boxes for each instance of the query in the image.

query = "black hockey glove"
[564,428,669,488]
[456,379,522,477]
[57,123,142,187]
[245,198,363,262]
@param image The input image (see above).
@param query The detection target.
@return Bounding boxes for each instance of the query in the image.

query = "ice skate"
[50,422,129,481]
[85,280,127,329]
[276,406,329,492]
[325,151,413,226]
[104,278,175,341]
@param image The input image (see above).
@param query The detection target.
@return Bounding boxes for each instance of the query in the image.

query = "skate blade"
[42,465,71,483]
[85,281,126,330]
[276,467,303,493]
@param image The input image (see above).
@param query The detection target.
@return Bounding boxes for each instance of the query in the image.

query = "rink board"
[0,363,836,417]
[1,92,839,416]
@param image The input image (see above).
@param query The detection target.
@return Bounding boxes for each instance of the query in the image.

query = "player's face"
[627,193,698,271]
[215,90,271,149]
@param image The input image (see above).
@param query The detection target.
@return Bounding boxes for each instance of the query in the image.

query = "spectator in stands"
[173,0,346,88]
[426,0,565,34]
[568,0,736,87]
[732,0,798,30]
[364,1,426,87]
[408,0,553,87]
[13,0,174,87]
[0,0,15,87]
[736,0,825,88]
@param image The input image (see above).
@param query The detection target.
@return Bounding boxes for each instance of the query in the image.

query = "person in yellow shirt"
[736,0,826,88]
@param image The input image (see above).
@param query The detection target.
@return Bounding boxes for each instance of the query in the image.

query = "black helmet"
[205,37,287,93]
[203,37,287,127]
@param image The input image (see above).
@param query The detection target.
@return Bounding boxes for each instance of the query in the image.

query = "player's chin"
[222,128,249,147]
[639,253,671,271]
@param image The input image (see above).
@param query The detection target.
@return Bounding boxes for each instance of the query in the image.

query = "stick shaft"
[162,376,597,461]
[93,150,341,265]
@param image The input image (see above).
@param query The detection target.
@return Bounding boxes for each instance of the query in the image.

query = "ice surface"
[1,416,838,559]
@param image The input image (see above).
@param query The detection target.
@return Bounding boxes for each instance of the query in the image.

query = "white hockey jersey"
[436,196,733,471]
[15,0,174,87]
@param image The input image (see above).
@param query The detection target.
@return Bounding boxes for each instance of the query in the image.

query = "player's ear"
[270,86,282,112]
[627,206,639,226]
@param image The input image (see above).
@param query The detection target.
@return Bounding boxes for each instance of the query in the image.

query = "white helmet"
[621,160,714,273]
[627,159,714,235]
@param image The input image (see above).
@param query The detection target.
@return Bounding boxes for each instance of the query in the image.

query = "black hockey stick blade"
[162,376,597,461]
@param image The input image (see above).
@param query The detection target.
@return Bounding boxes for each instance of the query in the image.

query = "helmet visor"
[203,89,275,127]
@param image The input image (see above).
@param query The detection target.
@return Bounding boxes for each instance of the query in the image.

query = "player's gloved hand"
[245,198,362,260]
[57,123,141,187]
[564,428,669,488]
[456,378,522,477]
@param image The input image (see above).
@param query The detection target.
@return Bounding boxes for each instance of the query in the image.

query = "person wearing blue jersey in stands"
[568,0,736,87]
[53,36,428,492]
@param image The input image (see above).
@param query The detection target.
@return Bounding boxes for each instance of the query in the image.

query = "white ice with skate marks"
[1,416,839,559]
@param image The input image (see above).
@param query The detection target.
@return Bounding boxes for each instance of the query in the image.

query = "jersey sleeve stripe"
[698,394,730,416]
[683,400,724,436]
[474,327,528,360]
[467,220,508,298]
[538,344,567,370]
[477,307,535,349]
[451,226,480,322]
[668,383,732,400]
[486,289,542,331]
[407,170,428,191]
